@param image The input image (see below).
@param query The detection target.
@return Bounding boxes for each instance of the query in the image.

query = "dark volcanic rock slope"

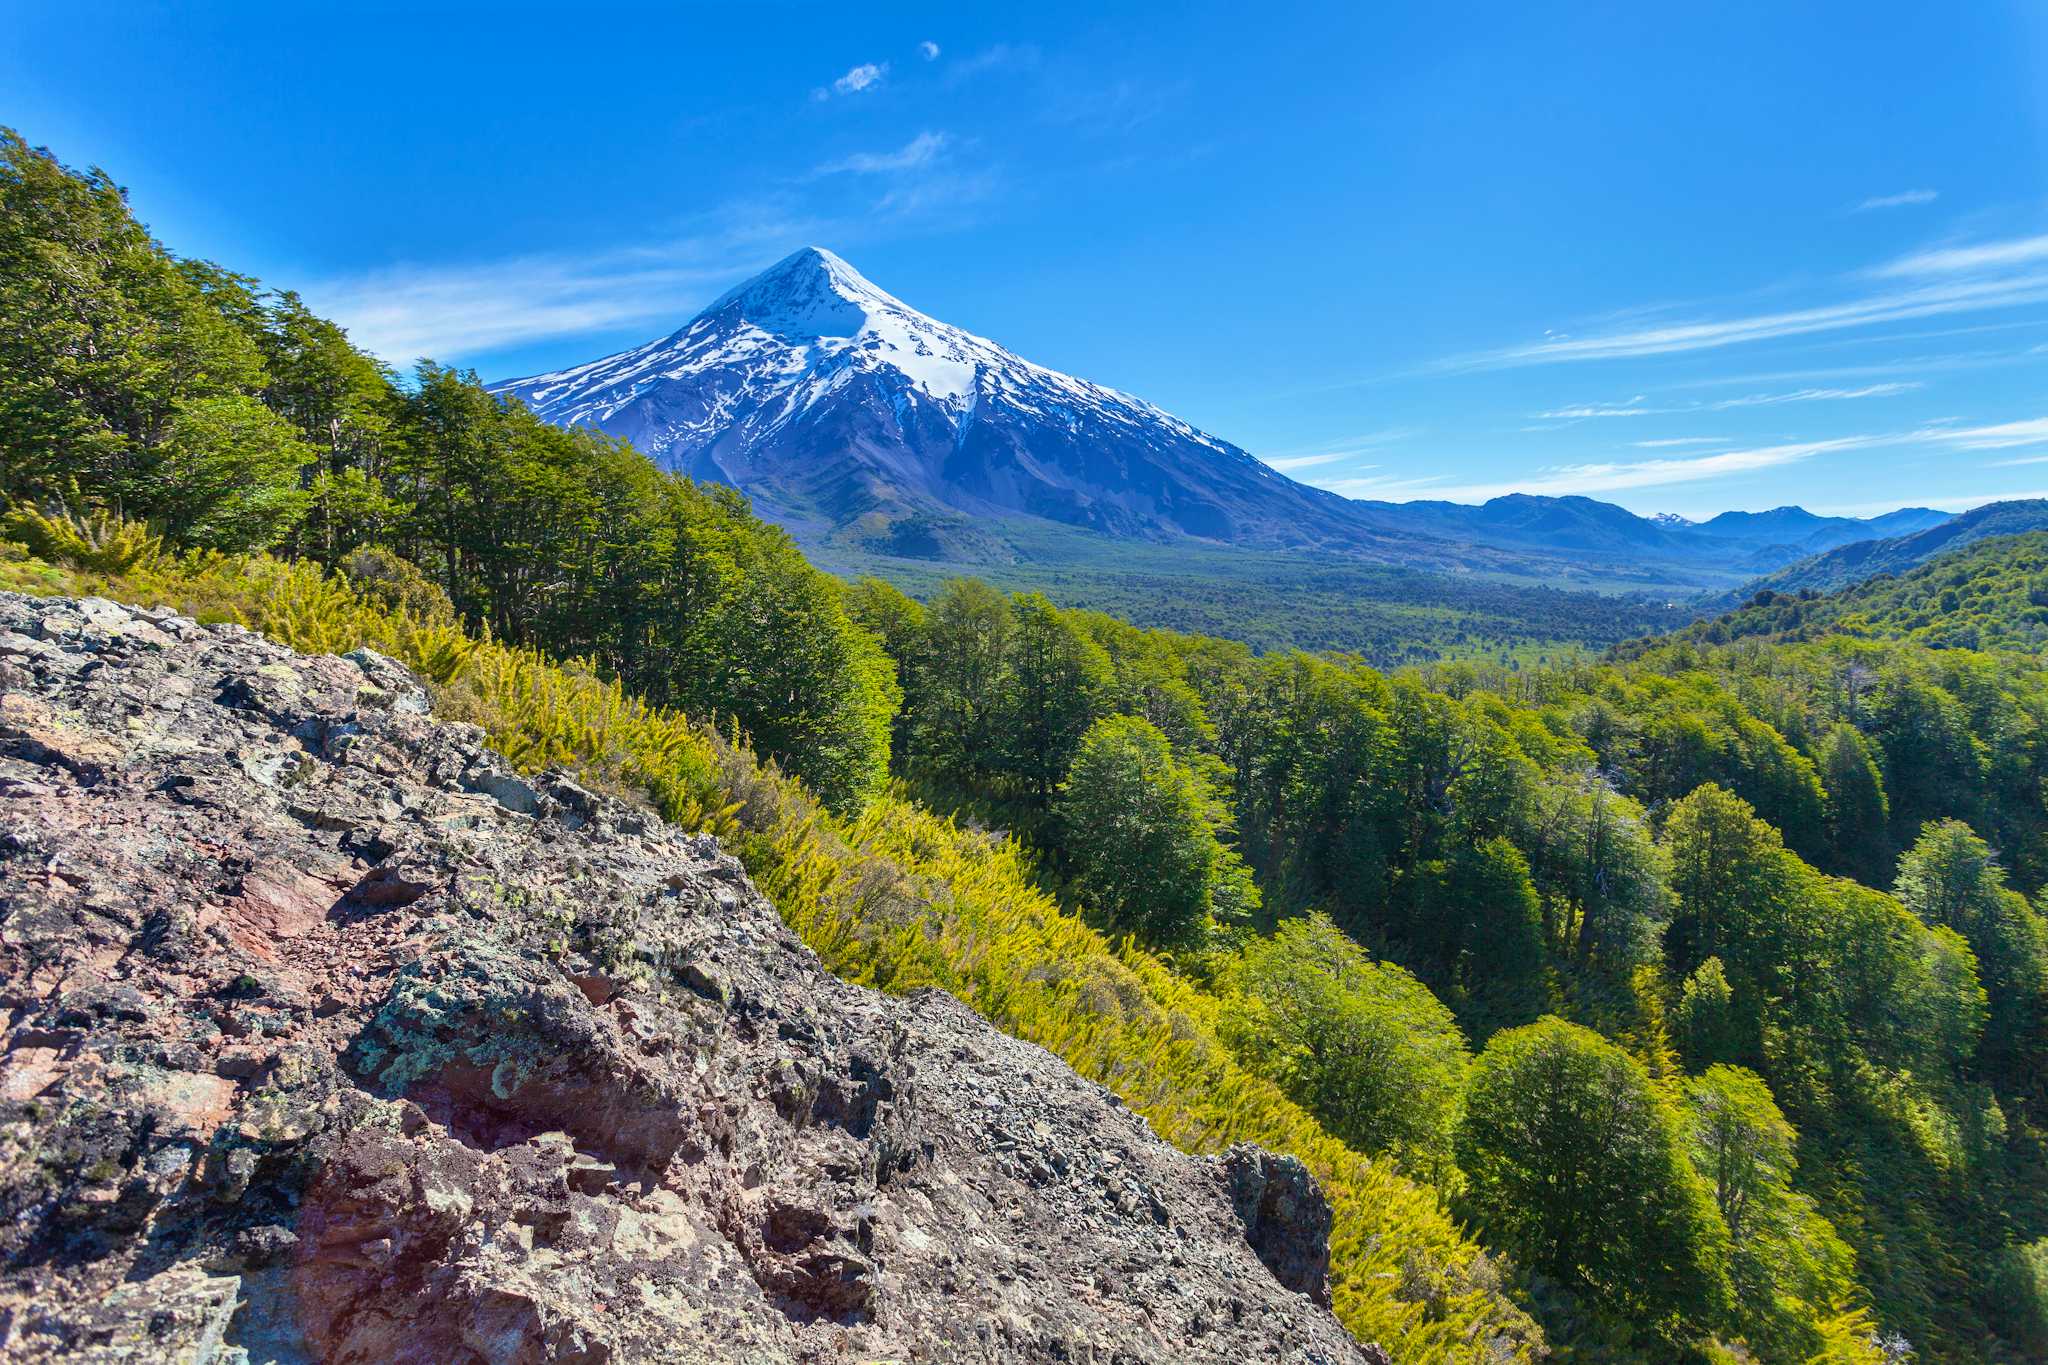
[0,593,1368,1364]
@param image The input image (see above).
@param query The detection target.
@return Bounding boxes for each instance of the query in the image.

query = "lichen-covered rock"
[0,592,1370,1363]
[1218,1144,1336,1307]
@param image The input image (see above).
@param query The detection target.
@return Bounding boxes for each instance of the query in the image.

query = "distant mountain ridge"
[1696,504,1951,550]
[1353,496,1949,574]
[1726,499,2048,602]
[495,247,1950,589]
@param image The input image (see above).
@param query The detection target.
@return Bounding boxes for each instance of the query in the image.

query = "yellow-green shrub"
[3,505,162,574]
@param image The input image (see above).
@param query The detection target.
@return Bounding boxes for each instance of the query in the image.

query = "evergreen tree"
[1663,784,1791,990]
[0,128,301,543]
[1681,1066,1861,1363]
[996,592,1112,808]
[913,578,1014,793]
[1894,819,2048,1091]
[1674,956,1741,1070]
[151,394,312,551]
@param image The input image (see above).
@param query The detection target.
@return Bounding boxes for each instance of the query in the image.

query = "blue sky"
[7,1,2048,519]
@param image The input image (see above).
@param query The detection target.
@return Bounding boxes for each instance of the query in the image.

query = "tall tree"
[1680,1066,1862,1363]
[1818,722,1891,887]
[913,578,1014,793]
[0,127,302,546]
[997,593,1112,808]
[1894,819,2048,1092]
[1221,912,1470,1176]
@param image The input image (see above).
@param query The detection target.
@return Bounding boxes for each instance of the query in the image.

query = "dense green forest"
[1677,531,2048,655]
[843,569,2048,1360]
[811,532,1690,667]
[7,127,2048,1361]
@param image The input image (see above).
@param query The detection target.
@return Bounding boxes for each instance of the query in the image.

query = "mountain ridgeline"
[1726,497,2048,603]
[495,247,1947,590]
[493,247,1393,556]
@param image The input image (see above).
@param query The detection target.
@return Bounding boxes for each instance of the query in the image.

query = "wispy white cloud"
[1710,381,1922,408]
[1534,397,1651,419]
[918,40,940,61]
[1876,232,2048,278]
[301,194,922,364]
[305,118,1006,364]
[1403,437,1879,502]
[946,43,1039,83]
[1484,276,2048,366]
[1531,382,1921,422]
[814,61,888,100]
[1450,231,2048,371]
[1631,437,1727,448]
[816,131,948,175]
[1668,343,2046,390]
[1926,416,2048,451]
[1854,188,1938,212]
[1045,76,1182,134]
[1797,317,2048,351]
[1269,453,1373,472]
[1258,427,1415,473]
[870,167,1000,218]
[835,62,887,93]
[304,250,753,363]
[1374,412,2048,503]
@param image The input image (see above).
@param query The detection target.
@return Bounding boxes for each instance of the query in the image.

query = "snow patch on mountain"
[498,247,1239,465]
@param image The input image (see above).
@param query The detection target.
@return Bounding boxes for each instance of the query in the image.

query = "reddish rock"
[0,592,1369,1363]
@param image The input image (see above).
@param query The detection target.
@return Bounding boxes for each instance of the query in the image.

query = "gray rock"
[1219,1144,1336,1306]
[0,591,1371,1364]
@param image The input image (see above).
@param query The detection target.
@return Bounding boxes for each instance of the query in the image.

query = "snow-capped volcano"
[493,248,1954,579]
[492,247,1380,551]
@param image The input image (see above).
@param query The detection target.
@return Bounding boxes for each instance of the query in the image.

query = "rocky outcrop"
[1218,1146,1335,1308]
[0,592,1368,1363]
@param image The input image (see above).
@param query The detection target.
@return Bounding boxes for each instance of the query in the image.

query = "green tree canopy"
[1894,818,2048,1088]
[1681,1066,1862,1362]
[1455,1017,1733,1340]
[996,592,1112,807]
[1059,713,1257,949]
[1220,912,1470,1175]
[1818,722,1891,886]
[0,128,301,543]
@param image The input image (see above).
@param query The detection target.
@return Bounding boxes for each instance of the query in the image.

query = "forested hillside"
[0,125,1536,1363]
[1679,531,2048,655]
[811,532,1689,668]
[1728,501,2048,604]
[6,127,2047,1361]
[842,569,2048,1361]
